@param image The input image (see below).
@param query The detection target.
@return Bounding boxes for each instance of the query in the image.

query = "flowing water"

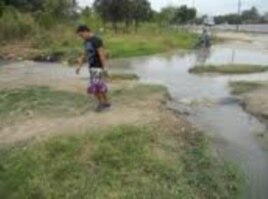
[110,43,268,199]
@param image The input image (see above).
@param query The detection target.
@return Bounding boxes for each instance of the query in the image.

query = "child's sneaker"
[95,104,104,112]
[102,103,111,109]
[95,103,111,112]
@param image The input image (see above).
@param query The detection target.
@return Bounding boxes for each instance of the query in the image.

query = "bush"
[0,6,35,41]
[34,11,57,30]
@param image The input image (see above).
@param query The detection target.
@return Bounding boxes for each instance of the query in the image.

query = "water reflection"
[195,48,211,65]
[126,45,268,199]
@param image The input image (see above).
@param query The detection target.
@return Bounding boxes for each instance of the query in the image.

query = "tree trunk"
[134,20,139,32]
[125,18,130,33]
[112,20,118,33]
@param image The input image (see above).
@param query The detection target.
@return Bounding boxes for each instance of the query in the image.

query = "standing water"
[1,41,268,198]
[110,43,268,199]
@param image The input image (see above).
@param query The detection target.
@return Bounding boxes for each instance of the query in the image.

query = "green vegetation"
[0,87,93,127]
[229,81,265,95]
[0,1,198,61]
[108,73,139,81]
[0,125,242,199]
[105,31,197,58]
[0,25,197,61]
[0,84,242,198]
[0,84,166,128]
[214,6,268,25]
[189,64,268,74]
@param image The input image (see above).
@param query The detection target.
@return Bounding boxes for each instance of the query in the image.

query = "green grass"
[189,64,268,74]
[0,125,242,199]
[0,84,165,127]
[1,25,198,61]
[112,84,167,100]
[108,73,139,81]
[0,87,93,127]
[229,81,265,95]
[105,31,198,58]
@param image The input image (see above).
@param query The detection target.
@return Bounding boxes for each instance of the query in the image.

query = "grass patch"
[108,73,139,81]
[0,84,165,127]
[112,84,167,100]
[105,31,198,58]
[189,64,268,74]
[0,87,93,127]
[229,81,265,95]
[0,125,242,199]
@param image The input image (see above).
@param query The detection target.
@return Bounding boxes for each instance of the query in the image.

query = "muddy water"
[110,44,268,199]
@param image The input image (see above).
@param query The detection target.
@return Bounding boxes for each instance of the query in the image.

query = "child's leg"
[100,92,109,104]
[94,93,103,104]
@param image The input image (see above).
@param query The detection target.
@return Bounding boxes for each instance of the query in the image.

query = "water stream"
[110,43,268,199]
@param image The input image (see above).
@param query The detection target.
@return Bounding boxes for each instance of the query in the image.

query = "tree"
[131,0,152,31]
[158,6,178,26]
[156,5,196,26]
[94,0,128,32]
[214,14,241,25]
[2,0,44,11]
[43,0,77,19]
[94,0,152,32]
[241,6,259,22]
[172,5,196,24]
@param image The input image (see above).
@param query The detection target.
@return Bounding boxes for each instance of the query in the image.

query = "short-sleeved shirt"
[84,36,103,68]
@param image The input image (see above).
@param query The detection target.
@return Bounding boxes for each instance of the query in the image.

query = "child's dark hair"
[76,25,91,33]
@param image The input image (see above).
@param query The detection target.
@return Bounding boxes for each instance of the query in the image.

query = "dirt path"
[0,61,192,146]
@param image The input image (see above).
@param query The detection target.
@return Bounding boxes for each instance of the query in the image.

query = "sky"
[78,0,268,16]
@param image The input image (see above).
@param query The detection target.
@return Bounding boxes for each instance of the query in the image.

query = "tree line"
[214,7,268,25]
[0,0,197,32]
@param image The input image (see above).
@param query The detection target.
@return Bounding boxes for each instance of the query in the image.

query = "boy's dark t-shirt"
[84,36,103,68]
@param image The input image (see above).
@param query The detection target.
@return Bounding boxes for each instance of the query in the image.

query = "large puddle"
[110,44,268,199]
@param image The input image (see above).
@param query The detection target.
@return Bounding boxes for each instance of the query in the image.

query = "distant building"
[204,16,215,26]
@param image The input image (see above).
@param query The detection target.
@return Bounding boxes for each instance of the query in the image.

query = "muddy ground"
[0,61,195,146]
[239,83,268,124]
[217,32,268,124]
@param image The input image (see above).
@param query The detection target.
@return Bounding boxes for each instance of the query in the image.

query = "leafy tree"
[214,14,241,25]
[241,6,259,22]
[43,0,77,19]
[94,0,127,32]
[2,0,44,11]
[158,6,178,26]
[156,5,196,26]
[172,5,196,24]
[131,0,152,31]
[94,0,152,32]
[80,6,102,30]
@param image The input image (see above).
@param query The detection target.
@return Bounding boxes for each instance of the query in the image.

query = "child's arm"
[76,52,86,75]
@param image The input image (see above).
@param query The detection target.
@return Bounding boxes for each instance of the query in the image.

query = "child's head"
[76,25,92,40]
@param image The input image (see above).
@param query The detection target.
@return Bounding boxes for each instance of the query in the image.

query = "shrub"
[0,6,35,41]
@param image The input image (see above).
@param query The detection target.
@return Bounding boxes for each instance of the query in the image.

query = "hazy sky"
[78,0,268,15]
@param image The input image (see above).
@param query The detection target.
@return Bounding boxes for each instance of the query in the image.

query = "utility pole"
[192,0,195,7]
[236,0,242,31]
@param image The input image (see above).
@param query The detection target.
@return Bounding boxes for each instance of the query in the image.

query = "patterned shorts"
[87,68,108,94]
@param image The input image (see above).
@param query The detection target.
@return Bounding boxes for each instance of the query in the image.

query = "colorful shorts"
[87,68,108,94]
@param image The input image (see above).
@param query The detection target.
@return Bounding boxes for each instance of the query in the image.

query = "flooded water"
[1,41,268,198]
[110,44,268,199]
